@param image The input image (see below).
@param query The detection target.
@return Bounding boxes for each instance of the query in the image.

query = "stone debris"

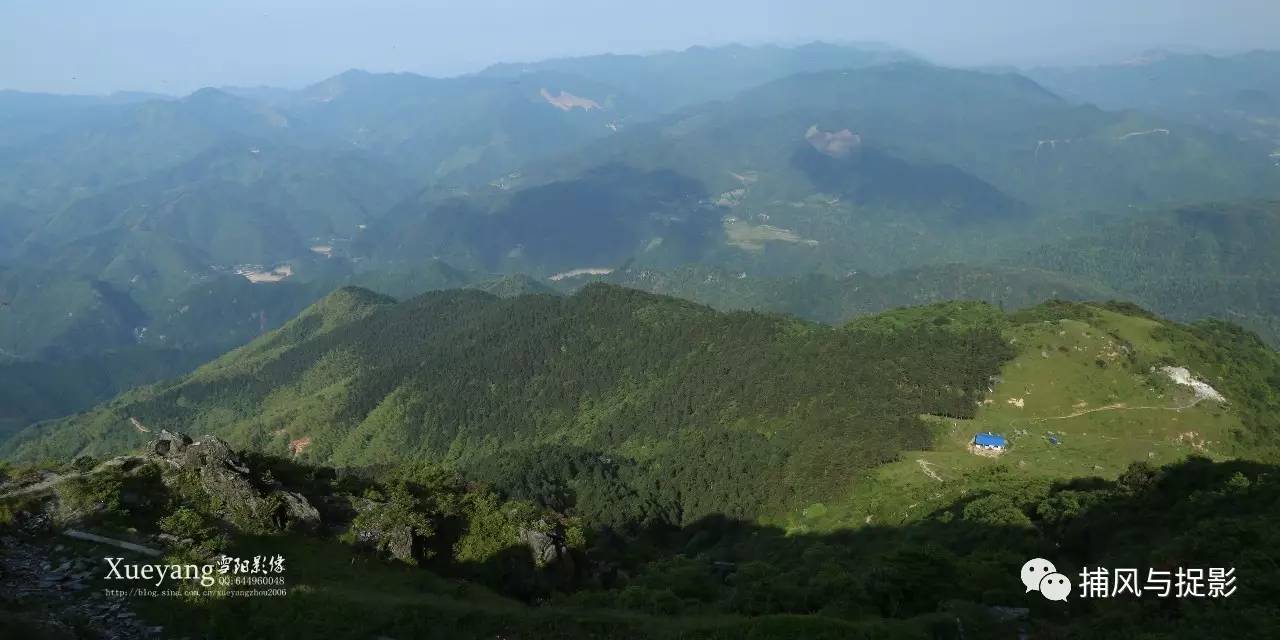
[1160,366,1227,403]
[0,430,327,639]
[1,536,166,639]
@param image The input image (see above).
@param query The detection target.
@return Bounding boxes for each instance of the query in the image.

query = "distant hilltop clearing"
[541,88,602,111]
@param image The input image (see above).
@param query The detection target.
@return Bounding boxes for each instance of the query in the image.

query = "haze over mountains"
[4,38,1280,461]
[1,41,1278,435]
[1029,49,1280,142]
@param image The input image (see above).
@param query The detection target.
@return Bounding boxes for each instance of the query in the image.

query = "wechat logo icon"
[1021,557,1071,601]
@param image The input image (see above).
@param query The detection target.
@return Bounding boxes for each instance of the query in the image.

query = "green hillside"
[366,63,1280,281]
[285,69,646,186]
[1017,200,1280,345]
[0,200,38,260]
[0,89,295,213]
[0,346,211,441]
[4,285,1013,523]
[0,259,566,439]
[23,143,414,267]
[0,267,145,360]
[522,63,1280,212]
[4,290,1278,639]
[9,287,1279,524]
[801,301,1279,531]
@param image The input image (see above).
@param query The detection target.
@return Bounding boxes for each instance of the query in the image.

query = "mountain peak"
[183,86,238,104]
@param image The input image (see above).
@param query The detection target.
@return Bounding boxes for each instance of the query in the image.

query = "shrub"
[159,506,216,540]
[55,470,126,523]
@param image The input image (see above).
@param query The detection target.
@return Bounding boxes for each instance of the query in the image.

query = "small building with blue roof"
[973,432,1007,450]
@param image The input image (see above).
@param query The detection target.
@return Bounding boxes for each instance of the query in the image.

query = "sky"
[2,0,1278,95]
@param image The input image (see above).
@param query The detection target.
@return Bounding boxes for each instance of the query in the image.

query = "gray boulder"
[148,432,319,533]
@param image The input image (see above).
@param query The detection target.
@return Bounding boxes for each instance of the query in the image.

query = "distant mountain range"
[1,42,1279,441]
[1029,49,1280,143]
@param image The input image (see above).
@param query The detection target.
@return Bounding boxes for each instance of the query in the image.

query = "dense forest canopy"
[5,285,1017,524]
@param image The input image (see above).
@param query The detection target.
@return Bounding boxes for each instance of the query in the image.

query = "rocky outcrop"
[148,429,192,458]
[519,520,575,578]
[148,431,320,533]
[278,491,321,527]
[347,495,429,565]
[805,124,862,158]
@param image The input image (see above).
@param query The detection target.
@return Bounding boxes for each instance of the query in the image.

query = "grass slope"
[795,301,1272,533]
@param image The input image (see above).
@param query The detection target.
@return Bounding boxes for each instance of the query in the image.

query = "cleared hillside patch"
[789,305,1242,532]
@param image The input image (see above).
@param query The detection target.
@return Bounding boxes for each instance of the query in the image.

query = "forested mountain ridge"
[568,262,1117,325]
[1030,49,1280,142]
[553,200,1280,347]
[476,41,918,113]
[8,285,1280,527]
[0,44,937,366]
[374,63,1280,279]
[3,285,1014,523]
[508,63,1280,212]
[1016,200,1280,345]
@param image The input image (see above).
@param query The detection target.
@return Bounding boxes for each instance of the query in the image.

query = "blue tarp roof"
[974,432,1006,447]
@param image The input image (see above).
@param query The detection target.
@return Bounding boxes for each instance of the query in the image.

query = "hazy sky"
[3,0,1278,95]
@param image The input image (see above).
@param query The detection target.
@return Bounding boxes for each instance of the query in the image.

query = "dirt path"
[1029,397,1203,424]
[916,459,943,482]
[0,471,82,500]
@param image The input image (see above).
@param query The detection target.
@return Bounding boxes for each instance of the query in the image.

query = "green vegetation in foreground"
[3,441,1276,639]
